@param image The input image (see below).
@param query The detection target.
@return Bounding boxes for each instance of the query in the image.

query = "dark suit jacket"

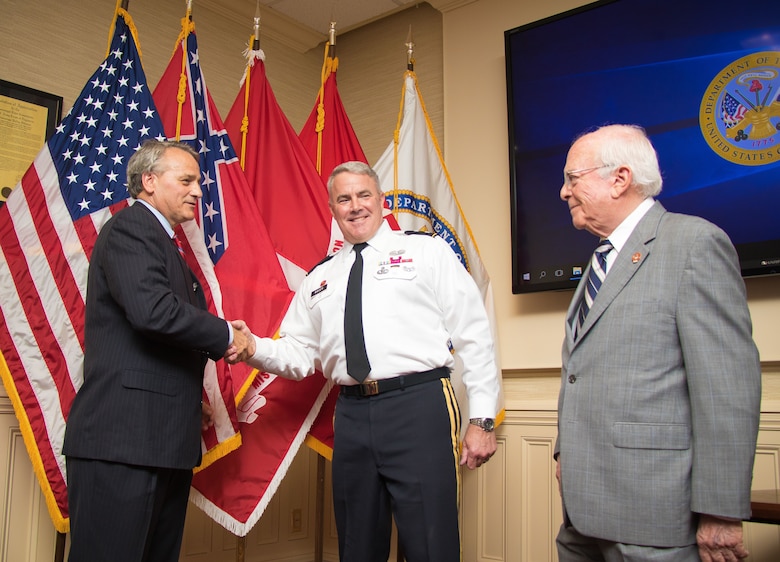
[63,202,229,470]
[556,202,761,547]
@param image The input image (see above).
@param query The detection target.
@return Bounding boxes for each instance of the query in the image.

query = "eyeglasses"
[563,164,612,186]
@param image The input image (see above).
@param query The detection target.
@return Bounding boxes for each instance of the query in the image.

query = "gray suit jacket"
[556,201,761,547]
[63,202,229,470]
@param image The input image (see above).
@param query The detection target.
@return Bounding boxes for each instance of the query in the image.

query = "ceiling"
[209,0,474,53]
[258,0,450,35]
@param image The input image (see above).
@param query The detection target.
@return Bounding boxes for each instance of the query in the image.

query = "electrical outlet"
[291,508,302,533]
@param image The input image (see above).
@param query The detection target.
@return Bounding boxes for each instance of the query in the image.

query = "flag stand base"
[315,453,326,561]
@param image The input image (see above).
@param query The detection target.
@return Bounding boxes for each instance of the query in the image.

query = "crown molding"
[426,0,479,13]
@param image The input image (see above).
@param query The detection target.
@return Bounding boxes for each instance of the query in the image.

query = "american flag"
[721,92,748,128]
[0,9,165,533]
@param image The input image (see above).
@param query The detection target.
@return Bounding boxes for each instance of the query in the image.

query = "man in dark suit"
[555,124,761,562]
[63,140,250,562]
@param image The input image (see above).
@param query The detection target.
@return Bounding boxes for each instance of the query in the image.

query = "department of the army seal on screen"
[699,51,780,166]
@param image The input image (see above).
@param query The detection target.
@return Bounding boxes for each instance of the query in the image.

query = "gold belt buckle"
[361,380,380,396]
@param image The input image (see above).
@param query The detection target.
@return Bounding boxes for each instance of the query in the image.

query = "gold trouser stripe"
[440,377,462,561]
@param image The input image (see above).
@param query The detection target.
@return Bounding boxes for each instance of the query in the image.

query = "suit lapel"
[573,202,665,345]
[133,203,200,307]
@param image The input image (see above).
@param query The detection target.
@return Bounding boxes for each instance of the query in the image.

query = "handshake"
[224,319,256,364]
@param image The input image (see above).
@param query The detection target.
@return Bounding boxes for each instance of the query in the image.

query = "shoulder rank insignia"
[307,253,335,275]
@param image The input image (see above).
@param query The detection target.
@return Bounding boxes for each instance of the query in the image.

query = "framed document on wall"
[0,79,63,205]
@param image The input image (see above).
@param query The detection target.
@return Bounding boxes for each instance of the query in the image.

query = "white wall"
[439,0,780,370]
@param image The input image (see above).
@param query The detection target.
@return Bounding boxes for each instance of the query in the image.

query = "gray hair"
[580,124,663,197]
[327,161,382,196]
[126,140,199,198]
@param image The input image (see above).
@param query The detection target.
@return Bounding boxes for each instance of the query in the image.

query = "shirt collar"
[346,221,393,255]
[606,197,654,253]
[134,198,175,239]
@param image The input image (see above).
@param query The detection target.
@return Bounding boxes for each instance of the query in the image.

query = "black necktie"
[344,242,371,382]
[575,239,613,339]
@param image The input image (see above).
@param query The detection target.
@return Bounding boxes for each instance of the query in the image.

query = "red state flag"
[298,48,402,454]
[180,46,337,534]
[152,17,324,535]
[299,58,367,182]
[225,49,331,289]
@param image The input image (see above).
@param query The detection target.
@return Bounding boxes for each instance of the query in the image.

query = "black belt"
[340,367,450,398]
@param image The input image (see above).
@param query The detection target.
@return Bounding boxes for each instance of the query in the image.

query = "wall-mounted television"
[505,0,780,293]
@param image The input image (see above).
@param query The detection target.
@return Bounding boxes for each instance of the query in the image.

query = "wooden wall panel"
[0,396,59,562]
[744,415,780,561]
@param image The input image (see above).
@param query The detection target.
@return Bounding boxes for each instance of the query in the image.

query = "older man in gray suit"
[554,124,761,562]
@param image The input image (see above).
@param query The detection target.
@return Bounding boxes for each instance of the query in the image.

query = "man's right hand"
[224,319,256,364]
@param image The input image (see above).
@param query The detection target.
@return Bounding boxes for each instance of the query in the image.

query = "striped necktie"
[576,239,613,339]
[344,242,371,382]
[172,234,185,257]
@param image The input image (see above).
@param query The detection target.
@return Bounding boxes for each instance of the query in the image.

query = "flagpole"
[328,20,337,60]
[174,0,195,142]
[233,9,273,561]
[238,4,263,170]
[253,2,260,49]
[314,21,338,175]
[315,455,325,562]
[236,534,246,562]
[390,31,415,224]
[54,531,66,562]
[393,32,415,561]
[406,25,414,71]
[231,12,260,562]
[311,17,336,559]
[173,8,244,561]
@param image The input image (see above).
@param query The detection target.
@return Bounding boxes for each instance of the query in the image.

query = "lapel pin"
[632,252,641,264]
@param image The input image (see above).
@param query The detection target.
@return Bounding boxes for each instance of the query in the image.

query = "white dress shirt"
[248,222,500,418]
[602,197,655,273]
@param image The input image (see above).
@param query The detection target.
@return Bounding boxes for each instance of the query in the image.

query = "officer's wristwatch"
[469,417,495,432]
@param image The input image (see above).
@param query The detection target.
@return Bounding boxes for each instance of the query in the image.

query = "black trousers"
[332,376,462,562]
[66,457,193,562]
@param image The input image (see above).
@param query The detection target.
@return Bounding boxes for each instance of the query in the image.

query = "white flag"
[373,71,505,429]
